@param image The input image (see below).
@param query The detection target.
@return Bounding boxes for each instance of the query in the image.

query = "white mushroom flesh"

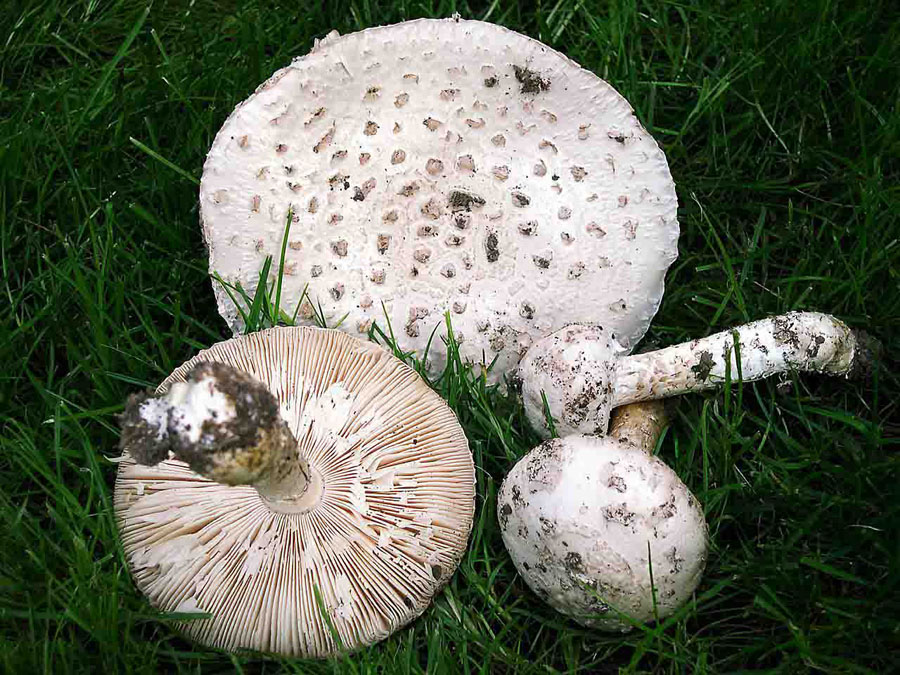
[153,376,237,444]
[200,18,679,382]
[114,327,475,657]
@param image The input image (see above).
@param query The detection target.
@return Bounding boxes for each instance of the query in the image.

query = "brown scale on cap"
[448,190,485,212]
[485,230,500,263]
[398,182,420,197]
[313,127,334,153]
[421,198,442,220]
[376,234,391,254]
[518,221,538,236]
[511,191,530,207]
[418,224,438,237]
[456,154,475,173]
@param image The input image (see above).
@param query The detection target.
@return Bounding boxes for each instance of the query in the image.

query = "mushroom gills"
[115,326,475,658]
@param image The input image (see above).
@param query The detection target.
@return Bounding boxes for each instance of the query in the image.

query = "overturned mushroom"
[200,18,678,382]
[498,401,707,630]
[115,327,475,657]
[520,312,877,438]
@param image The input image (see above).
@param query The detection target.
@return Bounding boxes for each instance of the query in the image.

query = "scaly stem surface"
[614,312,871,406]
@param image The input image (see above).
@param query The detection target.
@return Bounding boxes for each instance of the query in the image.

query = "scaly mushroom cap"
[200,18,679,382]
[518,323,622,437]
[114,327,475,657]
[497,434,707,631]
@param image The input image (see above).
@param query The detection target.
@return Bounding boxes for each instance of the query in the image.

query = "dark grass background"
[2,0,899,672]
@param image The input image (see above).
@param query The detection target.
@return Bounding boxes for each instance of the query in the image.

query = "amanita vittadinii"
[116,327,475,657]
[198,18,679,382]
[498,401,707,631]
[189,15,877,635]
[520,311,874,439]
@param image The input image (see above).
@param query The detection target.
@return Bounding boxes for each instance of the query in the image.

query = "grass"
[1,0,899,671]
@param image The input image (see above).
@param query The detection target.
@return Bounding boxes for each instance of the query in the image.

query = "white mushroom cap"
[519,323,622,437]
[200,18,678,382]
[497,428,707,630]
[114,327,475,657]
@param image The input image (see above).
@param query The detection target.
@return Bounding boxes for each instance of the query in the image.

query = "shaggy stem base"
[120,362,312,504]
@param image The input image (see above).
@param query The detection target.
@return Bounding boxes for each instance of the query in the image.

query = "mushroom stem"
[607,401,667,452]
[613,312,874,406]
[120,362,313,505]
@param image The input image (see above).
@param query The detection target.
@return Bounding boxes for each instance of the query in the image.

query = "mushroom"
[191,17,878,637]
[498,401,707,630]
[115,326,475,657]
[199,18,679,382]
[503,312,876,628]
[520,312,877,438]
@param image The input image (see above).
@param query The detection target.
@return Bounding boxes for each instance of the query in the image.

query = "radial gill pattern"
[200,18,679,382]
[114,327,475,657]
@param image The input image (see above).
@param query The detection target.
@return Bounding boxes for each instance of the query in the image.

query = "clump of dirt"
[690,351,715,381]
[513,65,550,94]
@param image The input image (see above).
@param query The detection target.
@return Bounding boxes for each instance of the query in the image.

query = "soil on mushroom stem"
[3,2,898,673]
